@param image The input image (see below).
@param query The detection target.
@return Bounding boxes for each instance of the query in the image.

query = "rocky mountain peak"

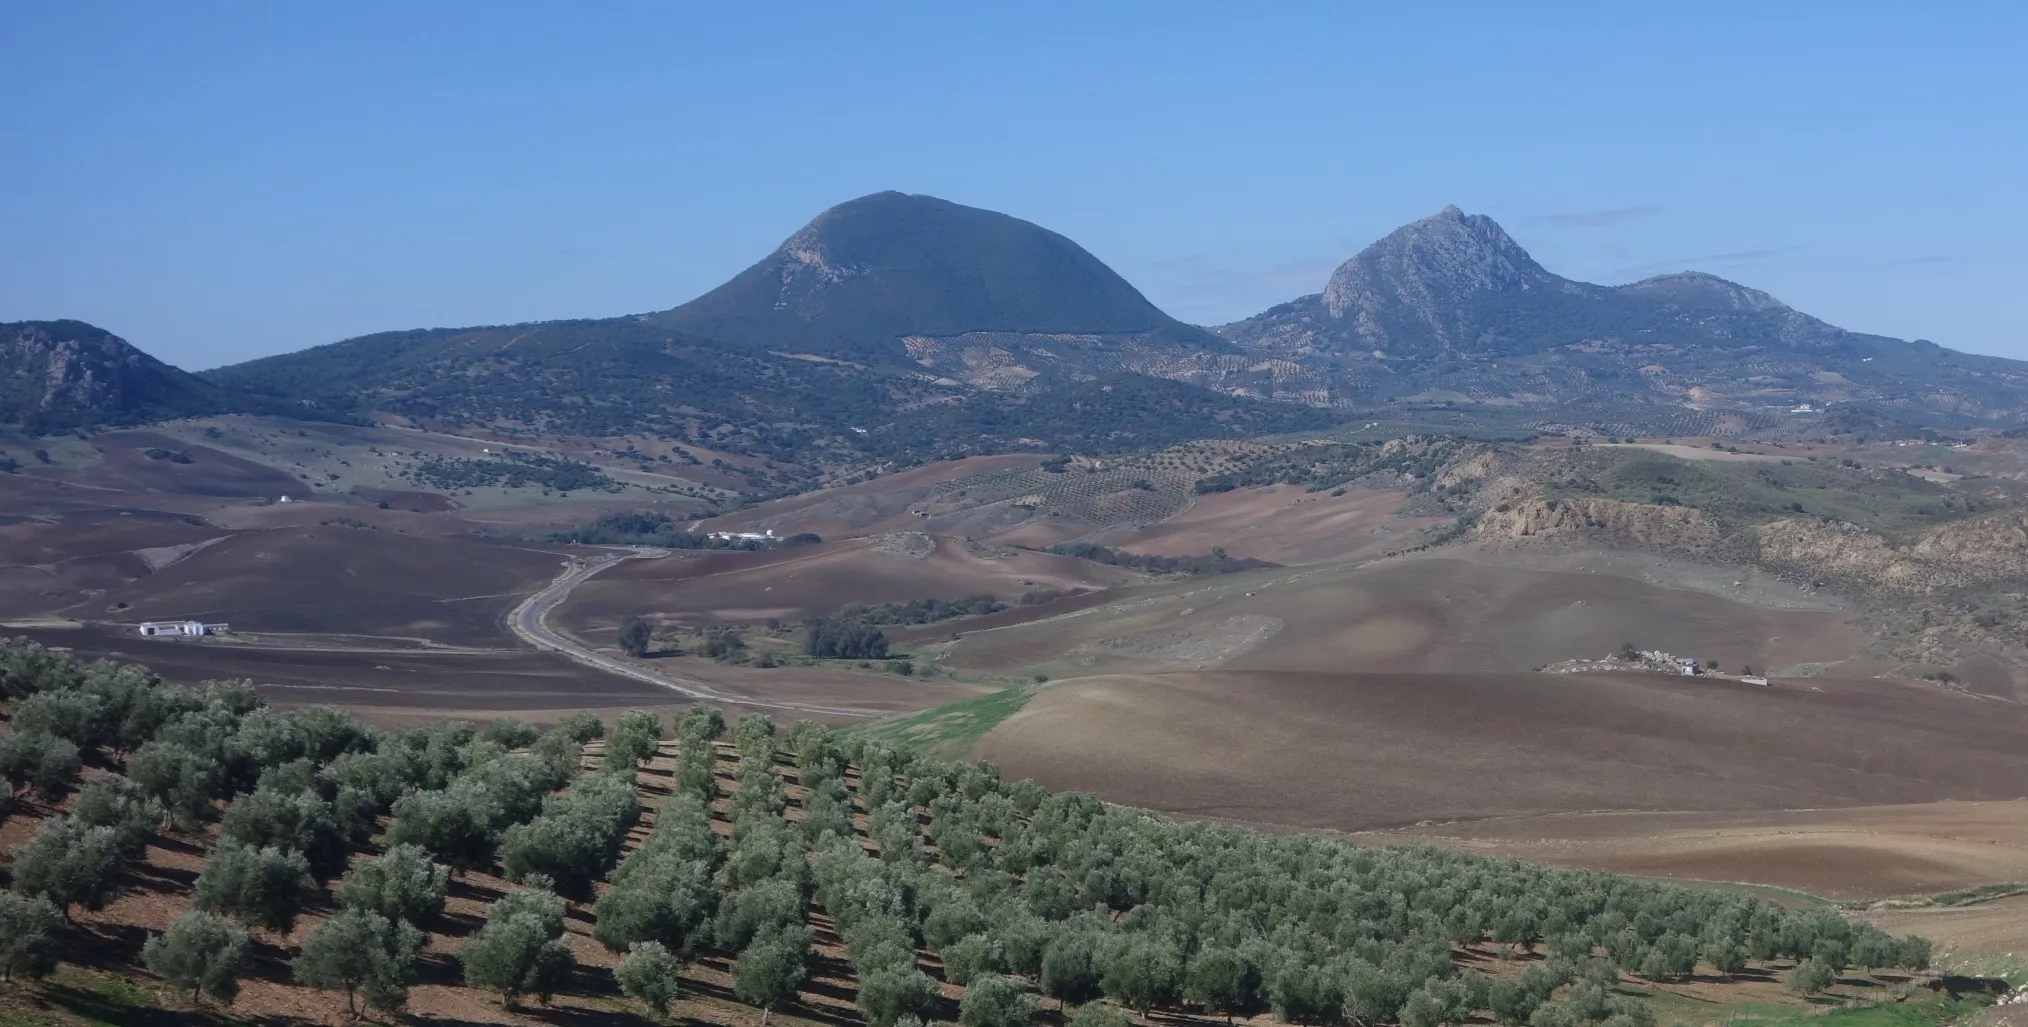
[2,320,230,431]
[1318,207,1556,346]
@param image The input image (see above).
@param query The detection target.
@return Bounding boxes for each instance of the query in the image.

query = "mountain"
[653,191,1225,363]
[1,320,240,432]
[1221,206,2028,424]
[207,193,1323,471]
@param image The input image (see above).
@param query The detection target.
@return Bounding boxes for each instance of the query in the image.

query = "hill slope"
[0,320,240,431]
[650,190,1226,364]
[207,193,1326,469]
[1221,206,2028,423]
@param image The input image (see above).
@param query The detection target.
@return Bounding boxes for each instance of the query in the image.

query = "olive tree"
[336,843,449,926]
[192,842,313,933]
[615,940,682,1015]
[858,961,940,1027]
[962,973,1041,1027]
[294,907,424,1018]
[460,881,576,1007]
[142,910,248,1006]
[9,817,125,921]
[733,924,809,1027]
[0,891,63,985]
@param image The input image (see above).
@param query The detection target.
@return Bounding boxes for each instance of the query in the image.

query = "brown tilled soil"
[944,554,1872,678]
[555,534,1137,634]
[10,624,675,715]
[1372,801,2028,901]
[1096,485,1441,565]
[695,455,1046,540]
[973,669,2028,833]
[46,526,575,645]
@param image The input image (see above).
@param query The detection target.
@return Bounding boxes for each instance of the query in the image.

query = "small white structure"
[138,621,226,637]
[277,495,293,504]
[708,528,777,543]
[1791,403,1815,414]
[1743,675,1769,686]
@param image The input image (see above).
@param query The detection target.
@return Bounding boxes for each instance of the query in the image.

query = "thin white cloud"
[1525,206,1664,228]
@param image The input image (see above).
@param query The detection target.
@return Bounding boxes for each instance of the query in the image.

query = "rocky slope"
[1221,206,2028,424]
[1,320,238,431]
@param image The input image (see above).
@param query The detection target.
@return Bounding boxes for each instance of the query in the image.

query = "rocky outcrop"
[1470,498,1720,552]
[1755,514,2028,594]
[1,320,231,431]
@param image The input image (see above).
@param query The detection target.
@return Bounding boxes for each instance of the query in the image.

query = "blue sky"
[2,2,2022,368]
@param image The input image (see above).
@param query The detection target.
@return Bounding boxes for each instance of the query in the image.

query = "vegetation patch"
[852,684,1039,756]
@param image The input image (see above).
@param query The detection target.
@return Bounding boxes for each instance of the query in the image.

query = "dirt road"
[508,547,883,718]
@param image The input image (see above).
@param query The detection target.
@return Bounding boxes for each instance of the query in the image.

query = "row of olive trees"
[2,635,1935,1026]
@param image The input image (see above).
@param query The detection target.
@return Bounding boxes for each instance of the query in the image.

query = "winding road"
[507,547,882,718]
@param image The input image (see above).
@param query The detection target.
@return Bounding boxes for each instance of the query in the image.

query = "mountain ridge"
[1,320,244,432]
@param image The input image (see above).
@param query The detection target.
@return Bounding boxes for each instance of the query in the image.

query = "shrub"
[143,910,249,1006]
[71,775,162,856]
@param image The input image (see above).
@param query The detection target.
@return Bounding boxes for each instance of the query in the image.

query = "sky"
[2,2,2024,369]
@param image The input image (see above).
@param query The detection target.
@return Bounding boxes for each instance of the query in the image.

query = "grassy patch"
[1933,948,2028,988]
[850,685,1037,757]
[1719,993,1986,1027]
[1627,875,1839,910]
[1928,883,2025,907]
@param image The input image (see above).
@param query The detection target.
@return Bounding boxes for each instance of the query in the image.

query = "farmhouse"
[708,528,777,543]
[137,620,227,637]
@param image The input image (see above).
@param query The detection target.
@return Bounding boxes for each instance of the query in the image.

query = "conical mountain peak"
[653,192,1219,362]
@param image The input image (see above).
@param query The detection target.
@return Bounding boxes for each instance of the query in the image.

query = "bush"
[386,785,502,873]
[619,617,653,657]
[143,910,249,1006]
[0,891,62,984]
[804,618,890,660]
[295,907,424,1017]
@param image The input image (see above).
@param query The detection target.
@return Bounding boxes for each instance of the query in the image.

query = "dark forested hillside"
[649,191,1226,364]
[0,320,245,432]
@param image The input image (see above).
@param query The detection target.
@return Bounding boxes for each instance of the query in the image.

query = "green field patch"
[851,684,1037,756]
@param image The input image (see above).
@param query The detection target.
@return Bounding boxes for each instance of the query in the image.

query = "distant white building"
[1790,403,1815,414]
[708,528,777,543]
[1743,675,1770,686]
[139,621,226,637]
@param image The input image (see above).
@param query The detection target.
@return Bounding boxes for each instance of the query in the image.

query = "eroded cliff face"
[2,320,226,429]
[1753,513,2028,594]
[1470,497,1721,552]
